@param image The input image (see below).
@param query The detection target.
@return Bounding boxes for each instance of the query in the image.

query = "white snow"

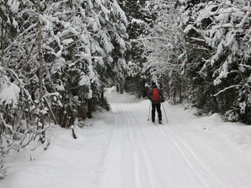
[131,18,144,25]
[7,0,20,13]
[1,87,251,188]
[79,74,90,86]
[0,77,20,108]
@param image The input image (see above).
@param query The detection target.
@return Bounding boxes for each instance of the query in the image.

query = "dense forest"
[0,0,250,178]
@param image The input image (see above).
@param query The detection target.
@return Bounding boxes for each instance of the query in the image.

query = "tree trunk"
[37,0,45,143]
[87,99,93,118]
[1,19,4,59]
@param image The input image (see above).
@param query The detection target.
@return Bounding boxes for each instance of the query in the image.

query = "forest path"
[1,87,251,188]
[96,89,251,188]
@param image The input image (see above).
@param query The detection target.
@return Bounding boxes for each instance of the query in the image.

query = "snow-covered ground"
[1,87,251,188]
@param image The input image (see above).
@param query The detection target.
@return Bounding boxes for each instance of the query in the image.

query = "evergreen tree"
[178,0,251,122]
[119,0,155,97]
[177,0,214,109]
[0,0,129,156]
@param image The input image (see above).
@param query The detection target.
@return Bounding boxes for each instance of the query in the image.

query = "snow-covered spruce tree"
[102,0,129,94]
[179,0,251,122]
[0,0,59,156]
[0,0,30,152]
[119,0,155,98]
[0,72,20,179]
[1,0,128,177]
[0,0,129,155]
[40,0,128,126]
[176,0,215,111]
[138,0,186,103]
[44,0,127,126]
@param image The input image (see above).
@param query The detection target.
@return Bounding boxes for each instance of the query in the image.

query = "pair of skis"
[150,120,164,126]
[153,122,162,126]
[147,102,168,125]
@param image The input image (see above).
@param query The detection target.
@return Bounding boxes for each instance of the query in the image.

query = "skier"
[148,81,164,124]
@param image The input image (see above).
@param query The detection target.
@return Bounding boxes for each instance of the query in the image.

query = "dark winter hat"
[151,81,156,86]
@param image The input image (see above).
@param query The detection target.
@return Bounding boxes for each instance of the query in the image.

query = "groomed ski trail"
[97,90,251,188]
[2,89,251,188]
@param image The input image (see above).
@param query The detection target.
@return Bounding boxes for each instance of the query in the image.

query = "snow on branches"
[179,0,251,122]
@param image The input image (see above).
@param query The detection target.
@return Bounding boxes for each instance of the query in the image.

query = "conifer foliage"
[139,0,186,103]
[179,0,251,122]
[119,0,155,98]
[0,0,128,158]
[140,0,251,123]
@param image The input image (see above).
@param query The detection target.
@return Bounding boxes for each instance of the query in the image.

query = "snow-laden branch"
[213,85,242,96]
[131,36,171,42]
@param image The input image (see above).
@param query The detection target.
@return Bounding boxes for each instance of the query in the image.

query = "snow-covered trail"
[2,88,251,188]
[99,92,251,188]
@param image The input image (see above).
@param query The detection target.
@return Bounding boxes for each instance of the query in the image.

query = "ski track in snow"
[2,90,251,188]
[97,96,251,188]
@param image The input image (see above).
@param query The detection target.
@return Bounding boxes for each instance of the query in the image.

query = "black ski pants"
[151,103,162,122]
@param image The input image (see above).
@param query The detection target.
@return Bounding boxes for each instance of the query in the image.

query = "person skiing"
[148,81,164,124]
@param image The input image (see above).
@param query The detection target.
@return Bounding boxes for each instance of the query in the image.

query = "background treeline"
[0,0,250,179]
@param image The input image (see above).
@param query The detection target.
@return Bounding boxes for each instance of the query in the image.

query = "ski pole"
[162,103,168,123]
[147,101,151,121]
